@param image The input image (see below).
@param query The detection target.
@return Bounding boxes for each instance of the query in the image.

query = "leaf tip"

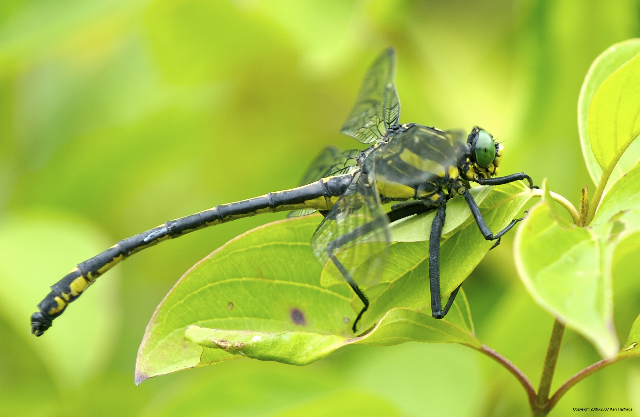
[134,371,148,385]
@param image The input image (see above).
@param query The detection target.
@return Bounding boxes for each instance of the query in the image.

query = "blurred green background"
[1,0,640,416]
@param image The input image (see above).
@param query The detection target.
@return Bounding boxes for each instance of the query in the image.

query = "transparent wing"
[286,208,320,218]
[371,126,467,188]
[310,166,390,288]
[340,48,401,144]
[288,146,360,218]
[295,146,360,186]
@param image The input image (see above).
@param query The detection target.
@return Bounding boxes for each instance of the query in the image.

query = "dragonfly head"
[465,126,503,179]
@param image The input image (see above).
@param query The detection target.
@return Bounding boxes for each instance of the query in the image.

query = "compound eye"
[474,130,496,168]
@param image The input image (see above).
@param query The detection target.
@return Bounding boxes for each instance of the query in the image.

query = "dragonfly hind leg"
[328,193,469,331]
[328,199,443,333]
[325,219,385,332]
[386,197,460,319]
[428,200,462,319]
[326,241,370,333]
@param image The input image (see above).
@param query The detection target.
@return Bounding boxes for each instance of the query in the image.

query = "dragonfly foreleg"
[463,189,526,250]
[475,172,537,189]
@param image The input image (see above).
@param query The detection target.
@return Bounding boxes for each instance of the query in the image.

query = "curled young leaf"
[185,303,481,367]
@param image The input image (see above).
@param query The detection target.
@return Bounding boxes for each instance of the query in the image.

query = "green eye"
[474,130,495,167]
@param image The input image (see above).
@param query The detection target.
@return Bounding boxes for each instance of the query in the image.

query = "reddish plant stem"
[479,344,537,407]
[548,351,638,409]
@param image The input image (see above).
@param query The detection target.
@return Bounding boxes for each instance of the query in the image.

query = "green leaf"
[185,304,481,366]
[359,181,534,329]
[135,216,353,383]
[579,39,640,189]
[590,163,640,354]
[592,160,640,225]
[354,303,479,348]
[137,205,492,381]
[621,314,640,358]
[184,326,345,366]
[586,41,640,188]
[514,180,618,358]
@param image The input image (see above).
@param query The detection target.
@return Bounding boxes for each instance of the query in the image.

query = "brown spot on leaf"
[213,339,231,351]
[290,308,307,326]
[228,302,234,310]
[343,317,350,324]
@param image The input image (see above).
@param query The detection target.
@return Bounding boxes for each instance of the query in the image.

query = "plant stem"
[548,349,639,409]
[585,164,613,225]
[531,190,580,224]
[479,344,537,407]
[578,185,589,226]
[535,319,565,413]
[549,357,614,408]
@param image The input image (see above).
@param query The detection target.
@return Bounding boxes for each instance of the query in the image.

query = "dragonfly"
[31,48,535,337]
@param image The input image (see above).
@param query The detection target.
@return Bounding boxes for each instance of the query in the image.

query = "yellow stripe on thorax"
[398,148,446,177]
[376,175,415,199]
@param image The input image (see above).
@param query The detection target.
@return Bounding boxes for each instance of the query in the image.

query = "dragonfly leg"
[463,189,527,250]
[388,199,461,319]
[325,218,386,333]
[326,242,370,333]
[475,172,537,189]
[387,200,439,222]
[388,198,458,320]
[330,197,453,331]
[441,284,462,317]
[429,201,448,318]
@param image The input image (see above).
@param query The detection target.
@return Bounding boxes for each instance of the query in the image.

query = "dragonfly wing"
[310,166,390,288]
[371,126,466,188]
[288,147,360,218]
[287,208,320,218]
[340,48,400,144]
[295,146,360,186]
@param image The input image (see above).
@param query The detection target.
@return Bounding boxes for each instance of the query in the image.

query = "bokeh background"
[1,1,640,416]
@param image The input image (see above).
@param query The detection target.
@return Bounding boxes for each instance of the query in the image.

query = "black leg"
[326,217,387,333]
[335,196,463,331]
[385,198,460,321]
[475,172,537,189]
[440,284,462,317]
[429,202,447,318]
[463,189,526,247]
[326,246,370,332]
[387,199,439,223]
[388,198,461,320]
[330,201,441,333]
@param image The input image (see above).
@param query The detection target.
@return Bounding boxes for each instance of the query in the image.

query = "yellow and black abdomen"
[31,174,353,336]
